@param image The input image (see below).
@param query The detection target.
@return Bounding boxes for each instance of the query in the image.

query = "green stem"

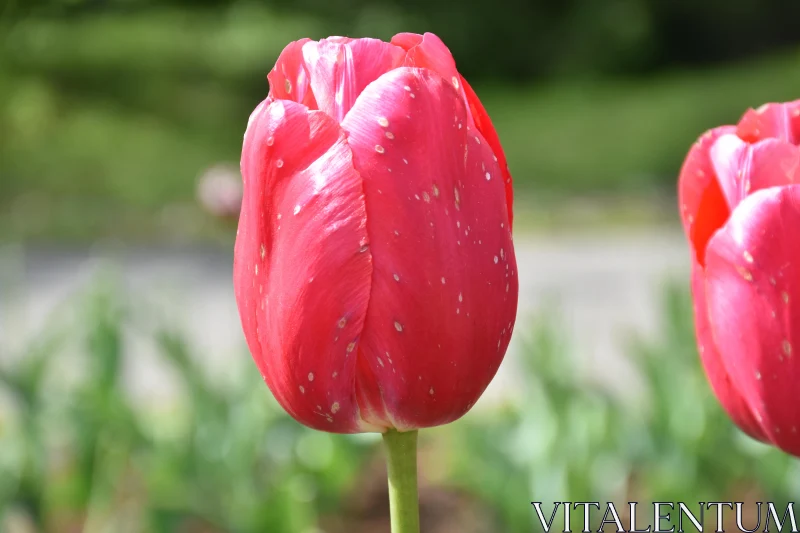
[382,429,420,533]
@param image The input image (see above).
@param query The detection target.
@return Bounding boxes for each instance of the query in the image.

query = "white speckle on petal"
[441,277,446,284]
[394,321,403,332]
[422,191,430,202]
[308,373,314,381]
[375,145,385,154]
[393,273,400,282]
[331,402,340,414]
[458,292,463,302]
[293,205,301,215]
[299,386,305,394]
[494,256,499,264]
[429,387,434,395]
[378,117,389,127]
[276,159,284,168]
[452,76,459,89]
[432,185,440,197]
[385,131,395,140]
[485,172,491,181]
[347,342,356,353]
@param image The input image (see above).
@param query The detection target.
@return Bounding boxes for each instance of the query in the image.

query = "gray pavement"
[0,229,690,411]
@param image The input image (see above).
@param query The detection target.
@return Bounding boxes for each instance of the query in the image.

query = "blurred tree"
[4,0,800,81]
[652,0,800,65]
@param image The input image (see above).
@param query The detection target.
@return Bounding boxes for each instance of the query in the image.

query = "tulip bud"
[233,33,518,433]
[678,99,800,455]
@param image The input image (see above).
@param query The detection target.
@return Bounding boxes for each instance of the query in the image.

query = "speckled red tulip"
[233,33,518,434]
[679,99,800,455]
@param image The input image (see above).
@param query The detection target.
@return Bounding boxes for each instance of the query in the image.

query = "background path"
[0,229,690,409]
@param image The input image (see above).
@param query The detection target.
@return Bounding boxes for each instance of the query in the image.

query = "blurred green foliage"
[1,5,800,241]
[0,276,375,532]
[1,275,797,532]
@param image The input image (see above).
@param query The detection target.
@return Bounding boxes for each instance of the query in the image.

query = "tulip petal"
[396,32,460,89]
[677,127,734,266]
[235,98,379,433]
[736,100,800,144]
[705,185,800,454]
[709,134,752,209]
[691,259,767,442]
[391,33,514,222]
[459,75,514,227]
[392,32,468,120]
[302,38,405,123]
[325,36,354,44]
[341,67,517,430]
[711,135,800,209]
[267,38,318,109]
[390,32,424,51]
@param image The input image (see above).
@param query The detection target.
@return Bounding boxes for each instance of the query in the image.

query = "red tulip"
[679,99,800,455]
[233,33,518,434]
